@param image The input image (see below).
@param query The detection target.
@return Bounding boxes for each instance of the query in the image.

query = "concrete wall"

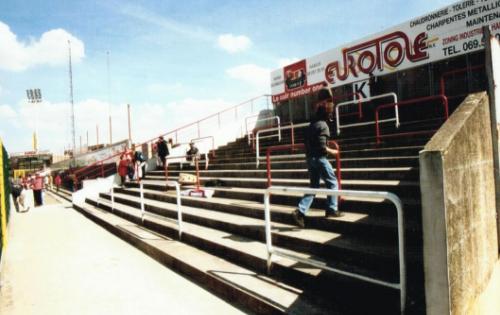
[420,92,499,315]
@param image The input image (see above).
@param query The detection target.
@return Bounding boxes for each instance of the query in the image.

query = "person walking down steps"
[292,88,343,229]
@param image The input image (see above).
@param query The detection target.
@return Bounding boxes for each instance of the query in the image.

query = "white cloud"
[0,104,17,119]
[217,34,252,53]
[0,21,85,72]
[226,64,270,91]
[146,82,183,94]
[2,96,240,154]
[277,57,300,67]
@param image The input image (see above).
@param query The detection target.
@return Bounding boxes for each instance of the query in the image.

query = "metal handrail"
[439,64,484,96]
[265,141,341,189]
[190,136,216,157]
[255,122,309,167]
[164,155,205,193]
[336,92,400,134]
[72,94,271,189]
[246,115,281,145]
[375,95,449,144]
[263,186,406,314]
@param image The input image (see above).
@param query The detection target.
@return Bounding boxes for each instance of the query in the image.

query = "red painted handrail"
[375,95,449,144]
[439,65,484,96]
[164,155,206,192]
[266,141,341,189]
[71,94,270,188]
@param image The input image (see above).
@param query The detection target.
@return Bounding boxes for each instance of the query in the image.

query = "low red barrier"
[375,95,449,144]
[439,65,484,96]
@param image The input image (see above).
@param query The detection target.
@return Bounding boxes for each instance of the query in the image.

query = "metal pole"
[175,182,183,240]
[68,40,76,167]
[110,184,114,213]
[86,130,89,148]
[140,181,145,223]
[127,104,132,142]
[107,51,113,146]
[96,124,99,145]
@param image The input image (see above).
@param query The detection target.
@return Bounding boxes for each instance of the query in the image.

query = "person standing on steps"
[292,87,343,228]
[156,136,169,169]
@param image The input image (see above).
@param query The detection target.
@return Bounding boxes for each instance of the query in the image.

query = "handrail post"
[375,109,381,145]
[263,190,273,274]
[140,181,145,224]
[264,186,406,314]
[291,123,295,152]
[266,149,272,187]
[110,184,114,213]
[174,181,183,240]
[443,95,449,119]
[197,121,201,138]
[195,156,201,191]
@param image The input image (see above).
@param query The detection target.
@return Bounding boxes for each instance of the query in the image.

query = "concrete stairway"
[75,115,442,314]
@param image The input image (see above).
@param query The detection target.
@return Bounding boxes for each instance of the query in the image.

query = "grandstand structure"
[51,1,500,314]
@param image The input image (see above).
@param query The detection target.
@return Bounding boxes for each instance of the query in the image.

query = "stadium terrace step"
[132,177,420,198]
[48,187,72,202]
[74,201,341,314]
[209,145,425,163]
[79,197,405,314]
[101,187,422,243]
[148,166,419,181]
[166,156,421,171]
[92,191,417,274]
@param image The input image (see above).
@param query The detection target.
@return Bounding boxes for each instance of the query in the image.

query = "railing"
[246,115,281,146]
[265,141,342,189]
[112,175,184,240]
[71,94,271,190]
[263,186,406,314]
[375,95,449,144]
[440,65,485,98]
[164,155,206,197]
[336,92,400,134]
[190,136,216,157]
[255,122,309,167]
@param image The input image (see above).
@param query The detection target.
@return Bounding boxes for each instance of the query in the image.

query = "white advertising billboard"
[271,0,500,102]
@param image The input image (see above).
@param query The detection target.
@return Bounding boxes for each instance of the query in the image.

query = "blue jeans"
[298,157,338,215]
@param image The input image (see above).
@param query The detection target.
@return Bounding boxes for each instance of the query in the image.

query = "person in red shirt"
[54,174,62,192]
[32,173,44,206]
[117,154,130,187]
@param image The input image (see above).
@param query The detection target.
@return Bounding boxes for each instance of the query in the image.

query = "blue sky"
[0,0,456,154]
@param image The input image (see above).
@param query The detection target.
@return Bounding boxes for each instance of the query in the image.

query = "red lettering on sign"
[325,31,429,84]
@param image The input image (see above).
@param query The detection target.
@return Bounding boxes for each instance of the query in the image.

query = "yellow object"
[32,132,38,152]
[178,173,197,185]
[0,137,7,249]
[13,169,27,179]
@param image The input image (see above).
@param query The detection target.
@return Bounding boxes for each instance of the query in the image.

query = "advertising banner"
[271,0,500,102]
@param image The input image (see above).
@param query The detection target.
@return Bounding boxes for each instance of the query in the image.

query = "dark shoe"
[325,210,344,218]
[292,209,305,228]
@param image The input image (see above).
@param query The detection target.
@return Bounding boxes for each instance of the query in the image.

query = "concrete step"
[148,166,419,181]
[116,182,422,222]
[210,145,424,163]
[217,135,431,158]
[130,178,421,199]
[165,156,420,171]
[82,197,407,314]
[47,187,72,202]
[74,201,344,314]
[96,191,418,276]
[104,186,422,243]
